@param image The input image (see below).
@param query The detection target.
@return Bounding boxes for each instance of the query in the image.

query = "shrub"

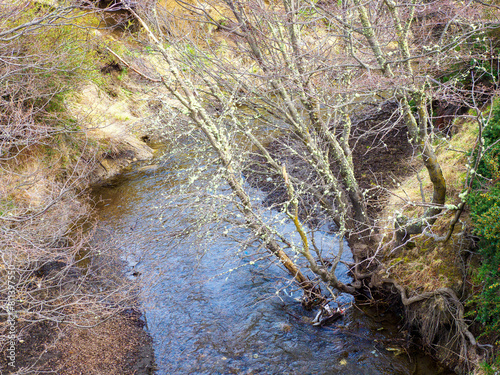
[466,100,500,345]
[0,2,101,158]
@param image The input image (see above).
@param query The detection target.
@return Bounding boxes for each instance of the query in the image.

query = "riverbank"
[245,99,494,374]
[0,124,157,374]
[340,109,492,374]
[0,11,158,371]
[373,113,498,375]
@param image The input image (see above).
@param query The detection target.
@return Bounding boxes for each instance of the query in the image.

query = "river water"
[93,150,453,375]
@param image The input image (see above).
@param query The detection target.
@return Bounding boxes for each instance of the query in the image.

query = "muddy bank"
[246,101,414,219]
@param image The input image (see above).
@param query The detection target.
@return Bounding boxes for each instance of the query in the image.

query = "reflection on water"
[94,160,453,375]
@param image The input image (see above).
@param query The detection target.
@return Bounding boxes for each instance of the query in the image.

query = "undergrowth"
[0,2,113,161]
[466,99,500,368]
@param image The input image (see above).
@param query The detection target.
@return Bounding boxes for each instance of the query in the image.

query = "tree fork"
[125,6,328,308]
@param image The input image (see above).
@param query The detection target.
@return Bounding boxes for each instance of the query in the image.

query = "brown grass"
[52,313,153,375]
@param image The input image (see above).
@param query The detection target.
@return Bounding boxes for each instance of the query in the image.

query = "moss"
[380,116,480,293]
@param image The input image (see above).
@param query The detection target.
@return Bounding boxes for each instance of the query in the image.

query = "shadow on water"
[93,157,454,375]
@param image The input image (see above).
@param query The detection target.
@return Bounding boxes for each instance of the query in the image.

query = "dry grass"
[52,313,153,375]
[68,82,154,160]
[383,118,476,223]
[385,225,467,292]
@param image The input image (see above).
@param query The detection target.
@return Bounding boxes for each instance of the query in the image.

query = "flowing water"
[93,149,453,375]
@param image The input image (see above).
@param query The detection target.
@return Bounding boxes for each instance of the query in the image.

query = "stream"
[93,148,453,375]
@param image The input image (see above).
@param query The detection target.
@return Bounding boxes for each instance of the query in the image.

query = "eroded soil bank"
[0,136,157,375]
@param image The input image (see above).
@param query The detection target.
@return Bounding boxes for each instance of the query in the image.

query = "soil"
[348,100,416,217]
[0,309,155,375]
[245,100,416,223]
[51,309,155,375]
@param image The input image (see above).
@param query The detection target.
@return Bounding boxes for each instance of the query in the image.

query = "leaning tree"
[111,0,500,370]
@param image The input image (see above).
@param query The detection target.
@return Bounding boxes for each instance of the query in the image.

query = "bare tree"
[123,0,491,273]
[105,0,500,371]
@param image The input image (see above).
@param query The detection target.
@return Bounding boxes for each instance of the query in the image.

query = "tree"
[111,0,500,370]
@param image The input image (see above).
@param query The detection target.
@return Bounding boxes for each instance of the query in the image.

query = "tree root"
[370,276,485,374]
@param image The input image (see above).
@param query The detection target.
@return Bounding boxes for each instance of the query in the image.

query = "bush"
[466,100,500,345]
[0,2,100,158]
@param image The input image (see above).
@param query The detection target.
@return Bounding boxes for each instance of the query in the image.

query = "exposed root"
[374,276,484,374]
